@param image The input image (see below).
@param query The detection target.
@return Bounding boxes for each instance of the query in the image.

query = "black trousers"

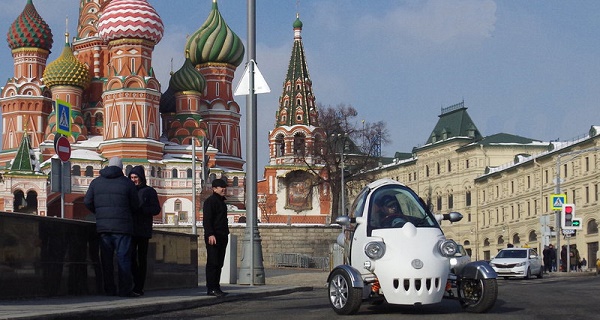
[205,234,229,291]
[131,236,150,293]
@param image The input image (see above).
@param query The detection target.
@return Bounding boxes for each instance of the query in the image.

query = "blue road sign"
[550,193,567,210]
[56,100,71,136]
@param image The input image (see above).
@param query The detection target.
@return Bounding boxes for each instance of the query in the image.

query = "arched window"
[528,230,537,242]
[465,191,472,206]
[151,166,156,177]
[497,235,504,245]
[447,160,451,172]
[233,177,239,186]
[275,134,284,156]
[72,165,81,176]
[85,166,94,177]
[13,190,25,212]
[187,168,193,178]
[172,168,178,178]
[512,234,521,244]
[587,219,598,234]
[157,167,162,178]
[293,133,305,156]
[483,238,490,246]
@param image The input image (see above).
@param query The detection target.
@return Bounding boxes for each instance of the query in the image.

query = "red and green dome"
[185,0,244,67]
[43,34,90,89]
[6,0,53,51]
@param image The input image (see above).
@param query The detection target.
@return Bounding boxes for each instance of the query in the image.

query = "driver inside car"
[374,195,407,228]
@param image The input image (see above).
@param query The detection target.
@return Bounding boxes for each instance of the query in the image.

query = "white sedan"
[489,248,543,279]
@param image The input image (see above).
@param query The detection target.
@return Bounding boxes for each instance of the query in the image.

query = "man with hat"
[203,178,230,297]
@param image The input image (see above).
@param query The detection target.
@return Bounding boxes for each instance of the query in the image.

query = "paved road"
[134,273,600,319]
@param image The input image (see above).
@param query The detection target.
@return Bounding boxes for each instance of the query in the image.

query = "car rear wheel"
[328,269,362,315]
[458,278,498,313]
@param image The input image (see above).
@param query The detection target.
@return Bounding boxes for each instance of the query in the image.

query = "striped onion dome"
[97,0,164,44]
[185,0,244,67]
[6,0,53,51]
[43,33,90,89]
[169,57,206,93]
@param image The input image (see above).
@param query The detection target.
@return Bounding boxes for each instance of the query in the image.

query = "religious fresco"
[285,170,314,211]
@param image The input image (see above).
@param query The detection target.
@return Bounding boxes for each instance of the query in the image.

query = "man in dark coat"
[203,179,229,297]
[128,165,161,296]
[84,157,139,297]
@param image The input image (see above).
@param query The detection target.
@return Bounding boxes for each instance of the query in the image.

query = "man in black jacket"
[203,179,229,297]
[84,157,139,297]
[128,165,161,296]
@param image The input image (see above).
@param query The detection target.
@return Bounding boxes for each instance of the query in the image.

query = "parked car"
[327,178,498,315]
[489,248,543,279]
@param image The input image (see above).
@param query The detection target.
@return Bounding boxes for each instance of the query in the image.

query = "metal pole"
[555,155,562,272]
[239,0,265,285]
[192,137,197,235]
[341,140,345,216]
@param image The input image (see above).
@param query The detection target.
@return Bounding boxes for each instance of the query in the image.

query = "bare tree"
[309,103,390,219]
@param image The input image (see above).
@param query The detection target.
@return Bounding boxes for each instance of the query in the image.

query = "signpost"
[56,100,72,137]
[55,136,71,162]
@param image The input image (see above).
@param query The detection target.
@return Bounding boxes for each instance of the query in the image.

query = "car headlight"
[515,262,526,267]
[365,241,386,260]
[438,239,458,257]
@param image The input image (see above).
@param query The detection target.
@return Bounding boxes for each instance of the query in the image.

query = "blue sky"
[1,0,600,174]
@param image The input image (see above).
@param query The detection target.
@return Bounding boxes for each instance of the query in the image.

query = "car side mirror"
[335,215,351,226]
[442,212,463,223]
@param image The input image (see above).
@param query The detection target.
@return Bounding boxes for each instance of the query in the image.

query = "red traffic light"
[564,206,573,214]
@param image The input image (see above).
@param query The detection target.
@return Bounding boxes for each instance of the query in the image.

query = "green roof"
[425,101,482,145]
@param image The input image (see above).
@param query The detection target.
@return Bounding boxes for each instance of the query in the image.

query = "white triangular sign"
[234,60,271,96]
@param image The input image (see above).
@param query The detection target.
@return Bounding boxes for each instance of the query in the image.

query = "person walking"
[128,166,161,296]
[84,157,139,297]
[203,179,230,297]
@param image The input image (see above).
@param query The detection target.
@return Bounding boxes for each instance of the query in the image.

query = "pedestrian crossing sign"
[56,100,72,137]
[550,194,567,211]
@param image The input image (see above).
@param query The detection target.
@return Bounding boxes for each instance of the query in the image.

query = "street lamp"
[333,133,347,216]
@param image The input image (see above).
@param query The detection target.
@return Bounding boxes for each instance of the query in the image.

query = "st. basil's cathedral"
[0,0,334,224]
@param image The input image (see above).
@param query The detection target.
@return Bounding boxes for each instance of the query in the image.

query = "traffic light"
[561,204,575,229]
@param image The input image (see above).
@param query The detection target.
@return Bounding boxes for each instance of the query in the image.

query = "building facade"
[368,101,600,266]
[258,15,332,224]
[0,0,246,223]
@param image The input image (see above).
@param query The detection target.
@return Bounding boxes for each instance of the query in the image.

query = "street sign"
[550,193,567,210]
[562,229,575,236]
[56,136,71,162]
[56,99,72,136]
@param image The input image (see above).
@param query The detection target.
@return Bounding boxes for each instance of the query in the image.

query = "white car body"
[490,248,543,279]
[328,178,498,315]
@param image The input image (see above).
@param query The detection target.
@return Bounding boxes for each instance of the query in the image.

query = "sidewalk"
[0,269,330,320]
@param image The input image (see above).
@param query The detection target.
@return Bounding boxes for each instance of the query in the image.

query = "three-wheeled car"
[328,178,498,315]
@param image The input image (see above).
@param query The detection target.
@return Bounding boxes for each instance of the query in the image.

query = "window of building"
[233,177,239,186]
[585,156,589,171]
[511,181,514,194]
[448,194,453,209]
[563,163,568,178]
[85,166,94,177]
[293,133,305,156]
[586,186,590,203]
[527,176,531,189]
[131,123,137,137]
[436,196,442,212]
[528,231,537,242]
[187,168,193,179]
[447,160,451,172]
[425,165,429,177]
[174,199,181,212]
[587,219,598,234]
[437,162,441,175]
[172,168,178,178]
[72,165,81,176]
[157,167,161,178]
[466,191,471,206]
[465,159,469,169]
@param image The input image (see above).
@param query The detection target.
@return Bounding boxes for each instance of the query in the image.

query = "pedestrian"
[203,179,230,297]
[581,258,587,272]
[543,245,552,273]
[561,245,567,272]
[84,157,140,297]
[128,165,161,296]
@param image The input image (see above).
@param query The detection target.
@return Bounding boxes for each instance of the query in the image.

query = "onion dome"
[43,33,90,89]
[185,0,244,67]
[97,0,164,44]
[293,14,303,29]
[6,0,53,51]
[159,85,176,113]
[169,57,206,93]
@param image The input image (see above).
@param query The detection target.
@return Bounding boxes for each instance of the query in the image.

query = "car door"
[529,249,542,273]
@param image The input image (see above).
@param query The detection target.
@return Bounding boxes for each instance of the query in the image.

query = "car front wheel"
[328,269,363,315]
[458,278,498,313]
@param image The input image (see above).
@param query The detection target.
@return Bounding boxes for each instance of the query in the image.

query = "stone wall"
[156,224,342,268]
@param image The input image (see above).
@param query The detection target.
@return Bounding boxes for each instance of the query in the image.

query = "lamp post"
[333,133,346,216]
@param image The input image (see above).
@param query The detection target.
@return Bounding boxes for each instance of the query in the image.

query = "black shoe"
[120,291,141,298]
[132,289,144,296]
[207,289,228,297]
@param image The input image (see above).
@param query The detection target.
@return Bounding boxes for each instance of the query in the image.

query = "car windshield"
[368,185,437,229]
[496,250,527,259]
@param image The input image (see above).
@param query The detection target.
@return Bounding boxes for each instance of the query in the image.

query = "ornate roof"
[275,14,318,128]
[97,0,164,44]
[169,57,206,94]
[43,33,90,89]
[6,0,53,51]
[185,0,244,67]
[424,101,483,145]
